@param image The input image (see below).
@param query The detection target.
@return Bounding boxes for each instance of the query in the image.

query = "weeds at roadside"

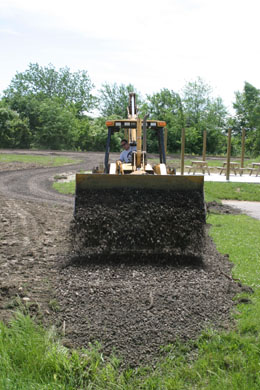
[54,174,68,180]
[48,299,60,313]
[3,296,24,310]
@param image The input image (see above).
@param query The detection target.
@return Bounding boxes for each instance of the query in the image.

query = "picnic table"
[217,162,240,175]
[249,162,260,177]
[238,162,260,176]
[185,160,210,175]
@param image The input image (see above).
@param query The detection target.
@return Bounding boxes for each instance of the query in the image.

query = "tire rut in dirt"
[0,151,107,205]
[0,164,82,205]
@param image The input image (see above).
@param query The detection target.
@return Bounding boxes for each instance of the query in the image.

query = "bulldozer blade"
[75,173,204,191]
[72,174,205,261]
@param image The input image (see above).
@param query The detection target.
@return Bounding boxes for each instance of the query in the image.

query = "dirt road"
[0,151,105,204]
[0,151,246,366]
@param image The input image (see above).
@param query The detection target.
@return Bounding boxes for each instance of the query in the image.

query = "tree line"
[0,63,259,156]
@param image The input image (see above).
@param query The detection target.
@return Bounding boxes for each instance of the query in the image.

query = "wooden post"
[241,128,245,168]
[164,128,167,155]
[202,130,207,161]
[226,128,232,181]
[181,127,185,175]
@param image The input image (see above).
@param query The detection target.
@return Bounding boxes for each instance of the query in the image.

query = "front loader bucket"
[72,174,205,261]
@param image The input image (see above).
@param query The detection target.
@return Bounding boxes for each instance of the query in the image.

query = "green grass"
[0,154,81,167]
[0,313,122,390]
[205,182,260,203]
[52,181,75,195]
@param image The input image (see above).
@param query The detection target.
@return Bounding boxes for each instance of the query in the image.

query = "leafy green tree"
[1,66,232,155]
[2,63,99,150]
[203,98,227,154]
[33,98,78,149]
[141,82,227,155]
[182,78,212,126]
[0,106,31,148]
[233,82,260,155]
[233,82,260,129]
[4,63,96,114]
[75,117,122,152]
[182,78,228,154]
[4,94,42,137]
[142,89,184,153]
[98,83,142,118]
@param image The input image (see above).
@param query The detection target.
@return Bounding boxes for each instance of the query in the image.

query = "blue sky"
[1,0,260,111]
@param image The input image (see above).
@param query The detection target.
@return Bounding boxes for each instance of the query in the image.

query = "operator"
[119,139,136,163]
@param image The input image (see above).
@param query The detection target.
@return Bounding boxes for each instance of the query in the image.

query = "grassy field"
[53,181,76,194]
[204,182,260,202]
[0,154,81,167]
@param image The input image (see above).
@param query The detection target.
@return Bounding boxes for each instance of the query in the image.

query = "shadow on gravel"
[64,253,204,268]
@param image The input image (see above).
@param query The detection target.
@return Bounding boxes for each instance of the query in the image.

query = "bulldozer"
[73,93,205,261]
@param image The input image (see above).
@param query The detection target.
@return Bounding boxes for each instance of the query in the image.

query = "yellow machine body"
[76,173,203,192]
[73,93,205,261]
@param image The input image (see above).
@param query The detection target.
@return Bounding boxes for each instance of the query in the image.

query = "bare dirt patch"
[207,201,242,216]
[0,195,70,323]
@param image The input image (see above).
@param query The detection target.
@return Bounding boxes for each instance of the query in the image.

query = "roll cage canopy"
[105,120,166,131]
[104,120,167,173]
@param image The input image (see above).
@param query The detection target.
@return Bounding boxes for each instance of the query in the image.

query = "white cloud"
[0,27,20,35]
